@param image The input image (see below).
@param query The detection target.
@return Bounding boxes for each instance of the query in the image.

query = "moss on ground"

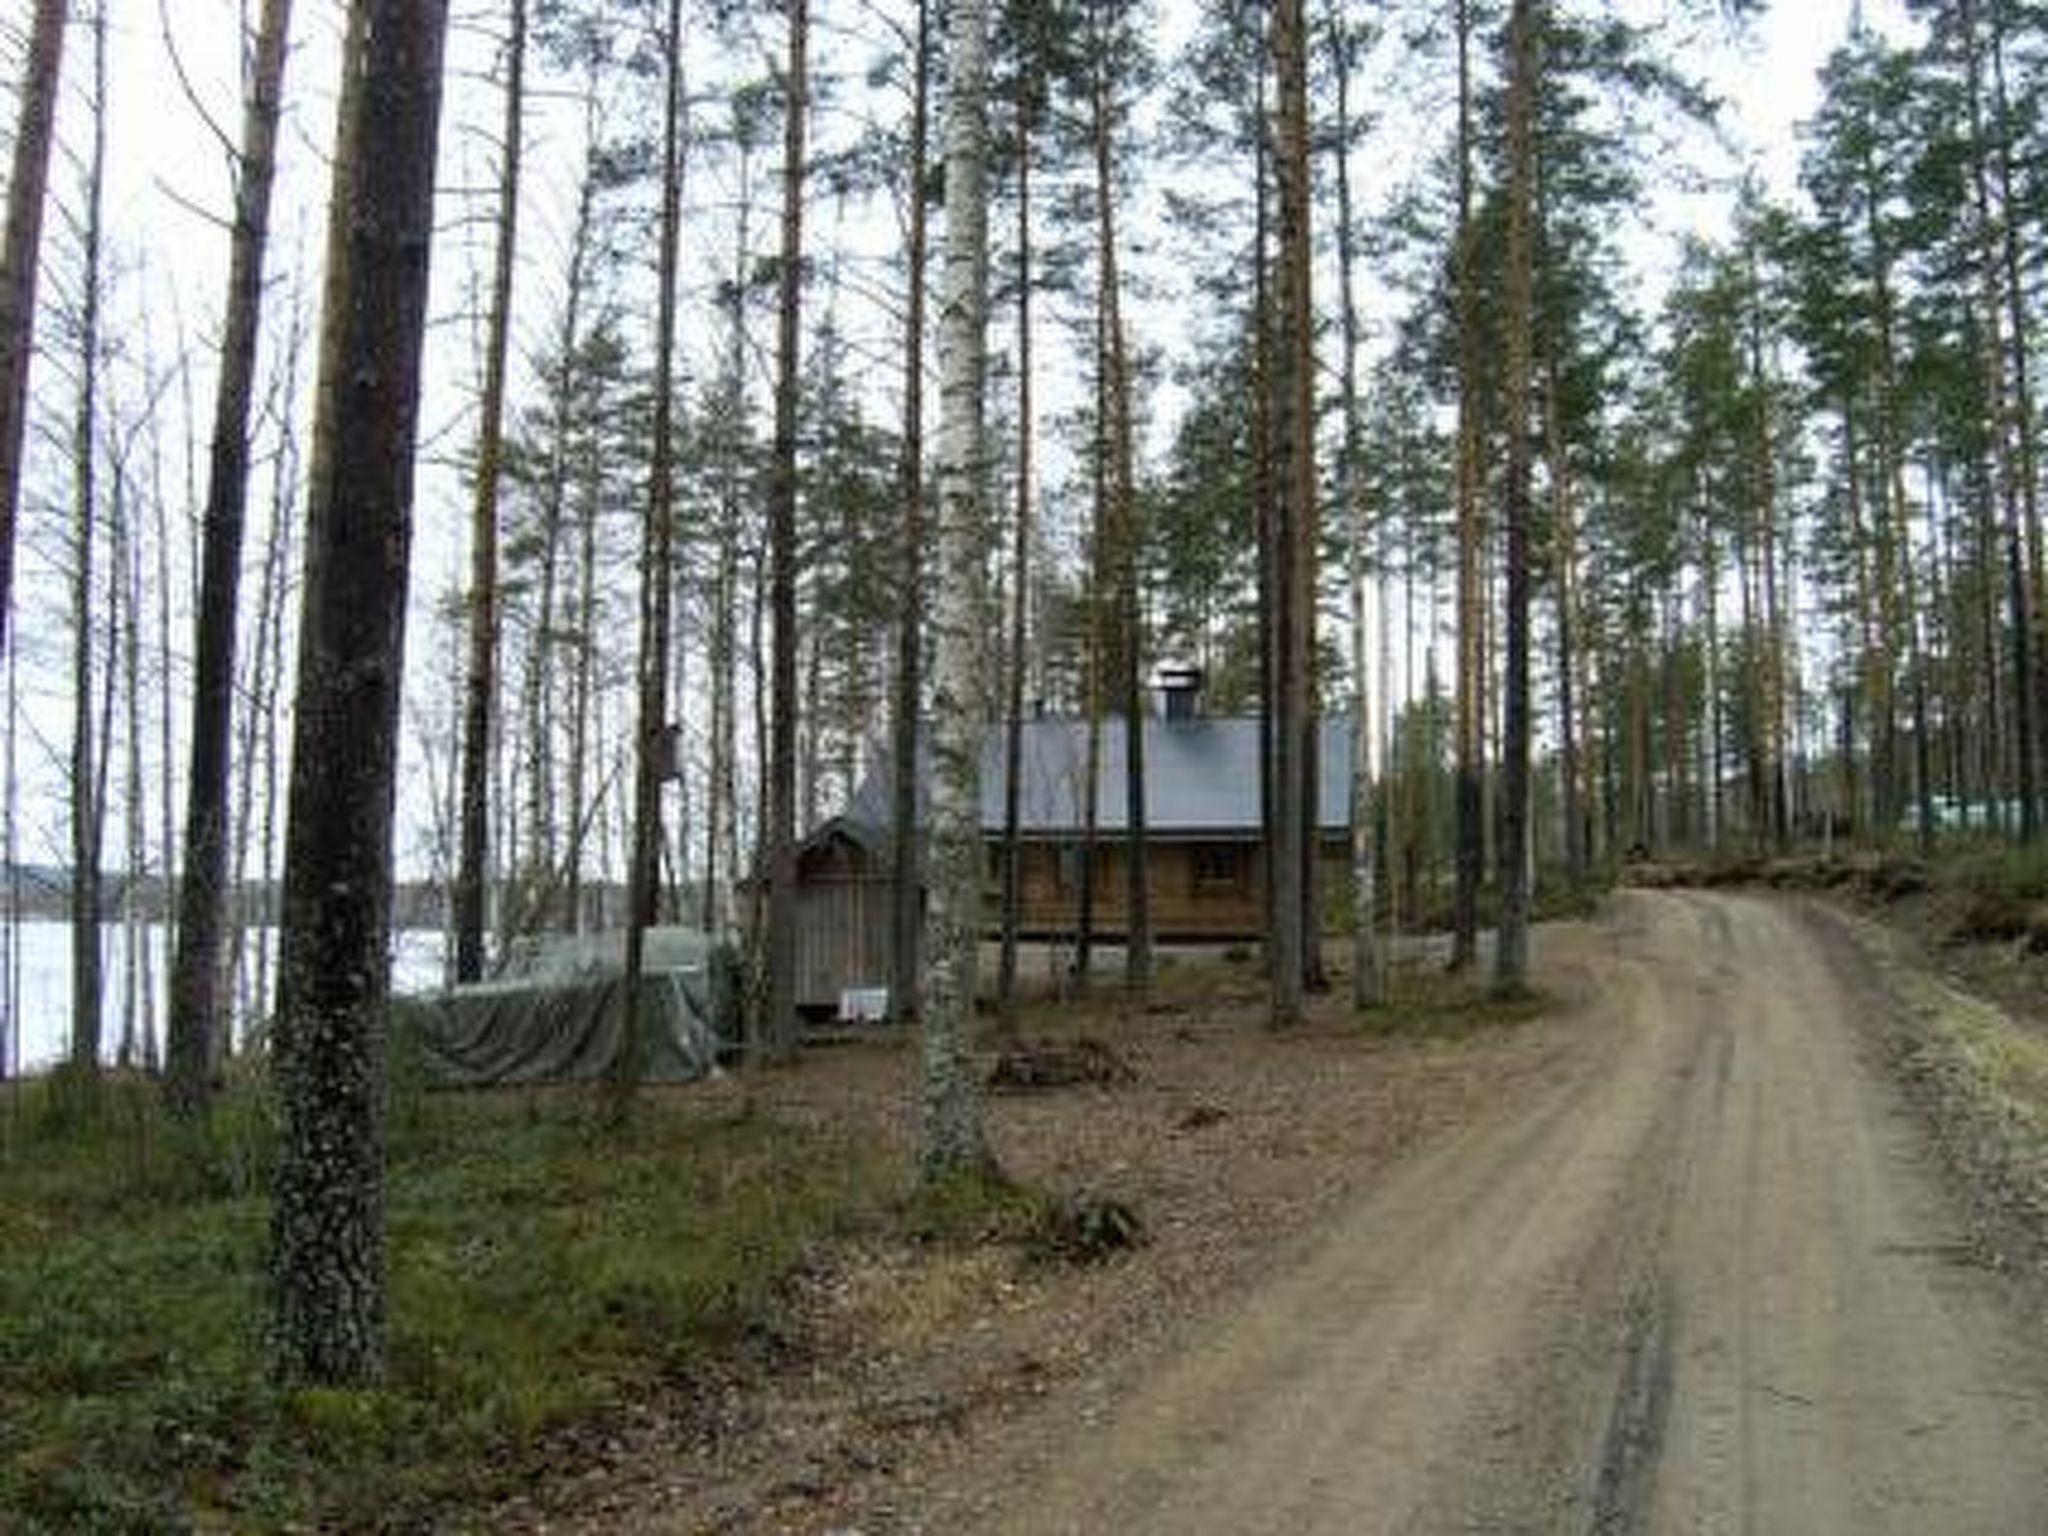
[0,1073,897,1533]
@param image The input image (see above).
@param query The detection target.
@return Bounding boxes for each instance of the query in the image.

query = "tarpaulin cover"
[393,927,735,1086]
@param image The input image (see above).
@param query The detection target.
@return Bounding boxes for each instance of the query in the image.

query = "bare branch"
[158,0,241,168]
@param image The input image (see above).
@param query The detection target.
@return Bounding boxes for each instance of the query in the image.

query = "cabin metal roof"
[835,715,1358,841]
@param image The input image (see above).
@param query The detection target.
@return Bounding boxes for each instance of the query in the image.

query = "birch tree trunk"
[0,0,69,666]
[270,0,448,1386]
[921,0,993,1179]
[167,0,295,1116]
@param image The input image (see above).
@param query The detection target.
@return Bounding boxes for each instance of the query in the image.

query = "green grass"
[0,1072,898,1533]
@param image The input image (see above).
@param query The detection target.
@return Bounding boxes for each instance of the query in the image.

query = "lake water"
[1,919,448,1074]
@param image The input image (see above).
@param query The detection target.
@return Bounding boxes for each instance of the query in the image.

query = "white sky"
[0,0,1931,1065]
[3,0,1915,883]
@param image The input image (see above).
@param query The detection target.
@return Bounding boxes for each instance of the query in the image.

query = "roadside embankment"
[1628,849,2048,1281]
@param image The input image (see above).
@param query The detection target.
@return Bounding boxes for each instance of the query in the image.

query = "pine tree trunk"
[997,103,1034,1032]
[1627,636,1650,854]
[235,317,301,1036]
[566,452,600,930]
[921,0,993,1179]
[4,641,16,1089]
[1252,64,1276,979]
[527,89,601,934]
[706,141,755,937]
[1987,16,2047,814]
[1749,280,1789,849]
[1076,623,1101,982]
[269,0,448,1387]
[118,456,150,1071]
[1701,515,1722,850]
[706,540,735,930]
[167,0,294,1114]
[1840,401,1885,840]
[0,0,68,668]
[1329,12,1379,1009]
[763,0,809,1063]
[618,0,684,1112]
[149,411,177,1066]
[1450,0,1484,972]
[1493,0,1536,996]
[1860,136,1918,846]
[1958,0,2038,837]
[1268,0,1312,1027]
[1088,30,1149,1001]
[68,1,111,1078]
[453,0,526,982]
[889,0,930,1024]
[1544,357,1585,883]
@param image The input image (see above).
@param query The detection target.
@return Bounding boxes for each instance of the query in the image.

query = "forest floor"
[495,888,2048,1536]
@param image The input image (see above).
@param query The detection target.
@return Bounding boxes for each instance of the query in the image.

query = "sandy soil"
[501,892,2048,1534]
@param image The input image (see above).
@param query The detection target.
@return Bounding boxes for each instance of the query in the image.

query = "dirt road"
[983,891,2048,1534]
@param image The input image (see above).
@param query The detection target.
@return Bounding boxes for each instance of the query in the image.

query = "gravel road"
[990,890,2048,1534]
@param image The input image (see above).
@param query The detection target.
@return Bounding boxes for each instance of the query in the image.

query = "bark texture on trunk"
[270,0,448,1387]
[0,0,69,667]
[1494,0,1536,995]
[68,0,110,1077]
[763,0,809,1063]
[1959,0,2038,837]
[1088,31,1149,1000]
[889,0,931,1023]
[453,0,528,984]
[168,0,296,1116]
[1450,0,1484,972]
[1268,0,1312,1027]
[922,0,993,1178]
[618,0,685,1110]
[1330,13,1380,1010]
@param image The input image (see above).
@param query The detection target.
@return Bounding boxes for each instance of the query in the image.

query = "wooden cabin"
[791,675,1357,1015]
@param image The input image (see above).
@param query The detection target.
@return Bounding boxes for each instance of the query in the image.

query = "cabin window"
[1191,845,1246,894]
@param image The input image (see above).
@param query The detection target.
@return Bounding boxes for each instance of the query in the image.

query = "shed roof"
[833,715,1358,841]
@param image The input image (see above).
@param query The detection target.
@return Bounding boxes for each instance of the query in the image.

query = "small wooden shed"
[793,815,900,1016]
